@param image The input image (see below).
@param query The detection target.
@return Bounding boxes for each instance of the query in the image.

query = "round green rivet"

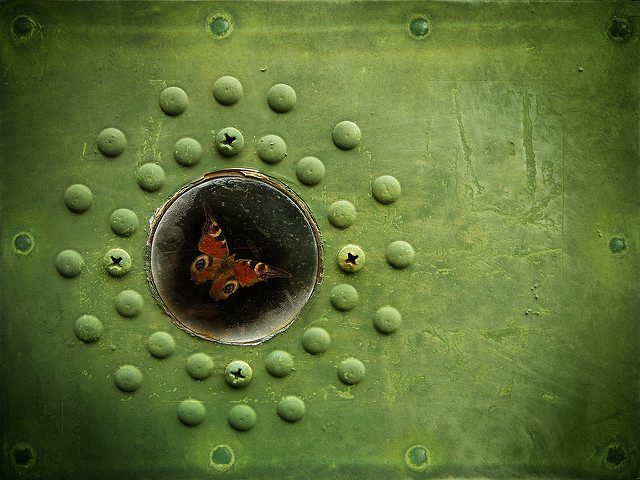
[327,200,356,229]
[373,306,402,334]
[265,350,294,378]
[296,156,325,186]
[267,83,297,113]
[186,353,215,380]
[210,445,235,472]
[372,175,401,204]
[337,357,365,385]
[228,404,257,431]
[215,127,244,157]
[13,233,33,254]
[409,16,431,38]
[97,127,126,157]
[332,121,361,150]
[277,395,305,422]
[159,86,188,116]
[405,445,431,472]
[114,365,142,392]
[609,237,626,253]
[386,241,415,269]
[146,331,176,359]
[103,248,131,277]
[114,290,143,318]
[174,137,203,166]
[224,360,252,388]
[302,327,331,355]
[55,250,84,278]
[74,315,103,343]
[64,184,93,213]
[136,163,165,192]
[257,134,287,164]
[109,208,139,237]
[213,76,243,106]
[337,244,365,273]
[330,284,359,311]
[177,398,206,426]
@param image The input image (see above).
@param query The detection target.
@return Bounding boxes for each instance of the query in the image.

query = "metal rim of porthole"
[145,168,323,345]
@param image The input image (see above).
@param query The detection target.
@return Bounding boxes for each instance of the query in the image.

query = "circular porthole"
[146,169,322,345]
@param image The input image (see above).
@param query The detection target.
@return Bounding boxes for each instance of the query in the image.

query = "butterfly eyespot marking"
[193,208,291,300]
[192,254,210,272]
[224,281,239,294]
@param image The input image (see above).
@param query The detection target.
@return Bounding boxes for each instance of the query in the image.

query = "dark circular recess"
[12,15,35,39]
[12,444,34,467]
[605,443,627,468]
[210,17,230,35]
[609,236,626,253]
[608,17,633,43]
[409,17,430,37]
[147,169,322,345]
[14,233,33,253]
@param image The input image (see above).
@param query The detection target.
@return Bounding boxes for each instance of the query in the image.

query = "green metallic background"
[1,1,638,478]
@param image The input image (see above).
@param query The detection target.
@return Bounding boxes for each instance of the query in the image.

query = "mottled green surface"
[0,1,639,479]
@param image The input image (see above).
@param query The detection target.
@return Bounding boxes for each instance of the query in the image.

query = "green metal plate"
[1,1,638,478]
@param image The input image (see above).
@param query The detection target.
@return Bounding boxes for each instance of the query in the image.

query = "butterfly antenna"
[202,203,220,225]
[273,266,292,279]
[200,203,217,235]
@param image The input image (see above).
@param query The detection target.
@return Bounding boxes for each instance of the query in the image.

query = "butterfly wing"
[191,206,228,285]
[209,264,237,300]
[209,261,290,301]
[197,206,229,259]
[232,259,291,288]
[192,206,290,300]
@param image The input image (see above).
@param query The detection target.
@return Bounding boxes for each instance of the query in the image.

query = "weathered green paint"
[0,1,638,478]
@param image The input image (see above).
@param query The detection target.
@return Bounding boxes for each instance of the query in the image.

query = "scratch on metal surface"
[452,149,460,202]
[472,205,515,220]
[561,121,565,295]
[423,328,465,366]
[424,327,446,343]
[138,115,163,165]
[424,116,432,162]
[61,395,64,454]
[520,188,561,227]
[453,89,473,173]
[453,88,483,199]
[36,19,45,53]
[522,93,537,196]
[481,247,562,262]
[541,159,556,187]
[481,326,522,343]
[321,384,354,400]
[1,62,12,81]
[361,146,373,189]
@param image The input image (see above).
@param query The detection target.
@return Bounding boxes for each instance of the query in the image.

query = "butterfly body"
[191,207,290,301]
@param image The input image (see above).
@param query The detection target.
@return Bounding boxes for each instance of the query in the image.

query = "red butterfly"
[190,206,291,301]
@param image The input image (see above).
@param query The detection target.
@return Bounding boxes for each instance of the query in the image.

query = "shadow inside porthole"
[146,169,322,345]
